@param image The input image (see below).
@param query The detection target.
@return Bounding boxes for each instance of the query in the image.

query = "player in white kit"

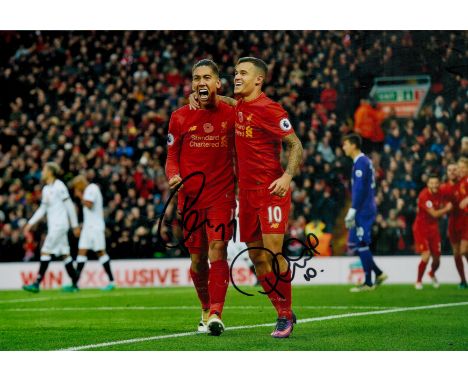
[23,162,80,293]
[70,175,115,291]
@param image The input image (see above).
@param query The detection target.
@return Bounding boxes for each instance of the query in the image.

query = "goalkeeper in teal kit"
[342,134,388,292]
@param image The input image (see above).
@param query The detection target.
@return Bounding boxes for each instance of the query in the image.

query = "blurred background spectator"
[0,30,466,261]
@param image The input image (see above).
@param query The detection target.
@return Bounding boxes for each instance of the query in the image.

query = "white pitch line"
[0,297,55,304]
[0,290,164,304]
[0,287,217,304]
[59,301,468,351]
[4,305,401,312]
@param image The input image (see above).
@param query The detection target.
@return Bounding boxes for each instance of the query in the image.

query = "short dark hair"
[427,173,440,180]
[192,59,219,77]
[237,57,268,78]
[343,133,362,150]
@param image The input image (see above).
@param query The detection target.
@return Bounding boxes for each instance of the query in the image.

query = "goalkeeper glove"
[344,208,356,229]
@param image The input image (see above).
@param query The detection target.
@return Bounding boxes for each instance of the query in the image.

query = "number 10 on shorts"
[267,206,282,223]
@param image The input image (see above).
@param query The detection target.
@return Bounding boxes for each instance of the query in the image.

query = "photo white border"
[1,0,467,29]
[1,2,466,380]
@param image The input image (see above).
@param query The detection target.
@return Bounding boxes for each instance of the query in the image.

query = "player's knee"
[190,253,209,272]
[191,255,207,266]
[209,240,226,252]
[262,237,283,254]
[208,240,227,261]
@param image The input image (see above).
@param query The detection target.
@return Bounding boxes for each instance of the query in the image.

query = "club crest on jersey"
[426,200,433,208]
[238,112,244,123]
[203,123,214,133]
[355,170,363,178]
[167,133,175,146]
[279,118,292,131]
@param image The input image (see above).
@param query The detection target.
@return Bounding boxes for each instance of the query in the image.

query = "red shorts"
[449,215,468,243]
[183,202,236,253]
[463,215,468,242]
[448,216,461,244]
[413,224,441,256]
[238,187,291,243]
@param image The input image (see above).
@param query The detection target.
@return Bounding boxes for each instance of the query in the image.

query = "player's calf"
[62,256,79,292]
[23,254,51,293]
[207,258,229,317]
[75,254,88,281]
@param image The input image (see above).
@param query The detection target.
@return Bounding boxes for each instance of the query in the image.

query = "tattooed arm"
[283,132,303,178]
[217,95,237,107]
[268,132,304,196]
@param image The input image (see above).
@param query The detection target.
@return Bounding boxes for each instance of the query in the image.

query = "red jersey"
[454,176,468,217]
[440,181,459,220]
[413,187,444,231]
[165,102,236,210]
[235,93,294,190]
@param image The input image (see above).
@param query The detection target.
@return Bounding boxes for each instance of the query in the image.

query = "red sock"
[454,256,466,283]
[208,260,229,317]
[276,270,293,319]
[417,260,428,283]
[190,267,210,310]
[258,271,292,320]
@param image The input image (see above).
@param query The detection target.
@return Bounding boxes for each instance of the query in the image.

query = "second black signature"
[156,171,324,296]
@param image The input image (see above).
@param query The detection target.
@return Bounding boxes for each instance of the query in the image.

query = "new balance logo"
[270,223,280,229]
[189,126,197,132]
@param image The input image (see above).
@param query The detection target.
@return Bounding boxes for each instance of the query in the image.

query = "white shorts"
[42,228,70,256]
[78,228,106,252]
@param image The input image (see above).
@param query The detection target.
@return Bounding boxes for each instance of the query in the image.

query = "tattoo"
[218,95,237,107]
[283,133,303,177]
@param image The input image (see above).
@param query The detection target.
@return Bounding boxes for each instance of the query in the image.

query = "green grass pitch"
[0,285,467,350]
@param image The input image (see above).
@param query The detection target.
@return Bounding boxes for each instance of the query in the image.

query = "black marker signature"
[156,171,236,253]
[229,233,322,297]
[156,171,325,295]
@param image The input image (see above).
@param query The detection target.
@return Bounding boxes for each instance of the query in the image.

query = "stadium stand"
[0,31,467,261]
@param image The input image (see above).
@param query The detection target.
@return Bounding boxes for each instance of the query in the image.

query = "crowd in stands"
[0,30,467,261]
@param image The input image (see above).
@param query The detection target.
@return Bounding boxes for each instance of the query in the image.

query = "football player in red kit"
[233,58,303,338]
[190,57,303,338]
[440,162,467,288]
[165,59,236,336]
[413,174,452,289]
[453,157,468,287]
